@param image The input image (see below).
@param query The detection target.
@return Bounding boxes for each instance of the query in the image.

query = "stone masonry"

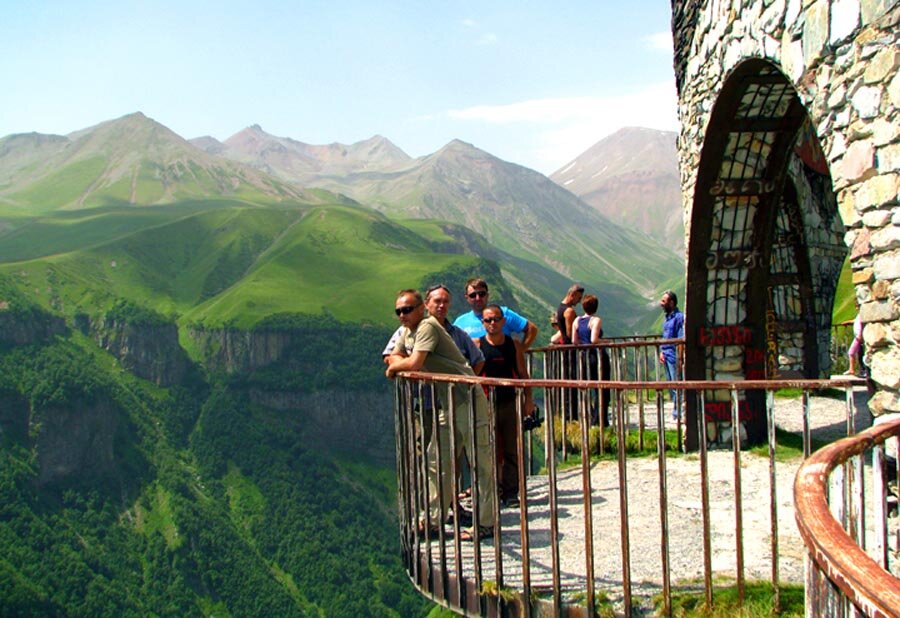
[672,0,900,429]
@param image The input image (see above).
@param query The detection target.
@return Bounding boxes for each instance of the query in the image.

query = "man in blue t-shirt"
[452,278,538,347]
[658,290,685,420]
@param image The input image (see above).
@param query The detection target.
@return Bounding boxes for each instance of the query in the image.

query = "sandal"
[459,525,494,542]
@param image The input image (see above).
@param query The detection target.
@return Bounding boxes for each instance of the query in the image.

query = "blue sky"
[0,1,678,174]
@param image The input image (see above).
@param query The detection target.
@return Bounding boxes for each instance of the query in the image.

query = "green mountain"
[297,139,683,332]
[0,113,325,216]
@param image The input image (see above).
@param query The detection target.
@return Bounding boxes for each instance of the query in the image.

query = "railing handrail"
[396,371,863,392]
[528,337,684,354]
[794,418,900,617]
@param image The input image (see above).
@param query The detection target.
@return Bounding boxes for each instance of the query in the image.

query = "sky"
[0,1,679,175]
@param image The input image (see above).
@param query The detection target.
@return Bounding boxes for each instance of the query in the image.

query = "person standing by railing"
[385,289,495,540]
[476,304,535,509]
[453,278,539,347]
[659,290,685,420]
[845,310,863,377]
[572,293,611,426]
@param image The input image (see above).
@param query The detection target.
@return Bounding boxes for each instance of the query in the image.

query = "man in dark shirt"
[477,304,534,507]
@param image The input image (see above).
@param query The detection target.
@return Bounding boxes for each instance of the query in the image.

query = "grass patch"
[747,427,827,461]
[661,579,804,617]
[539,421,682,470]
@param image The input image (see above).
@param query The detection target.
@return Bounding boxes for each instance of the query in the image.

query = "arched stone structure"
[672,0,900,446]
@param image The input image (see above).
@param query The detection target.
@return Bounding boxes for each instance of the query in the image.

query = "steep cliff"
[0,304,67,345]
[93,314,190,386]
[32,396,121,486]
[188,314,395,461]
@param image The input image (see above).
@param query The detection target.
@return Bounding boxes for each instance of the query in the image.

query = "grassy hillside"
[0,202,487,329]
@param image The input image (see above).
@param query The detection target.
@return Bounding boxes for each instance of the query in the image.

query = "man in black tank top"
[477,305,535,507]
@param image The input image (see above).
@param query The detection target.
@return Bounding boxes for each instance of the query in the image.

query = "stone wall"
[673,0,900,419]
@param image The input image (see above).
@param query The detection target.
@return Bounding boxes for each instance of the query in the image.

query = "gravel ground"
[424,387,895,613]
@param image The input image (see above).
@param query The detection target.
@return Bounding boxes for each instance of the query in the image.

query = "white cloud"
[643,31,673,53]
[477,32,498,46]
[446,81,679,173]
[461,18,477,28]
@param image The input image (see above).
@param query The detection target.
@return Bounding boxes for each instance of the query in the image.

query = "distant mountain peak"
[549,126,684,253]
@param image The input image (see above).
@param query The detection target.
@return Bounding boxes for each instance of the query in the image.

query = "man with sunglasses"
[381,285,484,372]
[385,289,495,541]
[453,278,538,347]
[477,304,535,508]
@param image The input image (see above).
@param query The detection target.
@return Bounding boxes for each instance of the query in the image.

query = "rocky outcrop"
[187,327,293,374]
[32,397,120,486]
[0,306,66,345]
[93,316,190,386]
[248,388,395,464]
[0,389,29,442]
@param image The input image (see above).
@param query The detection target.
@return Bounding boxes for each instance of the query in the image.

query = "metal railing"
[795,416,900,617]
[392,365,872,616]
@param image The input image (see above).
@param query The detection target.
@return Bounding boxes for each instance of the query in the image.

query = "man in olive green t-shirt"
[386,289,495,539]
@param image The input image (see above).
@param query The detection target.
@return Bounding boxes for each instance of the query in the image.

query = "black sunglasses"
[467,290,488,299]
[395,304,420,316]
[482,316,504,324]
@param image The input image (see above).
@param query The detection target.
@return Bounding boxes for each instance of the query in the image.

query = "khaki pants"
[426,388,495,528]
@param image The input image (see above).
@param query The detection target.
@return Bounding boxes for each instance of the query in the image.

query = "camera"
[523,407,543,431]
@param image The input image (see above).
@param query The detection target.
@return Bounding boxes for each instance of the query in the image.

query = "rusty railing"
[392,361,871,616]
[795,416,900,617]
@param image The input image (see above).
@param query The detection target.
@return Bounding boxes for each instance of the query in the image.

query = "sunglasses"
[482,316,504,324]
[395,304,420,316]
[467,290,488,299]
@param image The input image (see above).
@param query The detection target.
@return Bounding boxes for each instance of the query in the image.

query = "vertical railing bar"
[581,383,596,618]
[766,389,780,613]
[447,384,464,609]
[873,443,888,569]
[488,387,503,610]
[515,390,533,618]
[854,448,865,553]
[637,347,645,451]
[546,381,562,613]
[802,390,811,458]
[731,388,745,605]
[656,389,672,617]
[417,381,434,588]
[846,386,859,545]
[561,350,568,464]
[398,380,413,569]
[616,387,633,616]
[409,380,424,586]
[697,390,713,610]
[432,382,448,600]
[468,385,484,601]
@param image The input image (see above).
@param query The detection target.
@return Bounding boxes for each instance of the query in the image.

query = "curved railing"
[392,365,869,616]
[795,417,900,617]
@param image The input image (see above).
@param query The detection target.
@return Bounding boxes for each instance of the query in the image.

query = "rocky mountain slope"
[550,127,685,254]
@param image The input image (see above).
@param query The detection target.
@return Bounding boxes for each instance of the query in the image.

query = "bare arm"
[564,307,577,342]
[514,340,535,412]
[386,350,429,378]
[590,316,602,344]
[522,320,538,348]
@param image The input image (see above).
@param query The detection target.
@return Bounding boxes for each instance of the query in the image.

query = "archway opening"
[683,59,847,449]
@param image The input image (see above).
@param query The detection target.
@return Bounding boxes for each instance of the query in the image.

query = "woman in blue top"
[572,294,611,427]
